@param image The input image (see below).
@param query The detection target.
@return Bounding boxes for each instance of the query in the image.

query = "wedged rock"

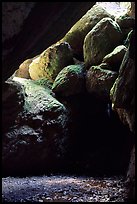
[83,17,123,67]
[115,15,135,40]
[29,42,73,82]
[61,4,114,58]
[52,64,85,97]
[102,45,127,72]
[86,65,118,101]
[115,15,135,29]
[2,77,70,176]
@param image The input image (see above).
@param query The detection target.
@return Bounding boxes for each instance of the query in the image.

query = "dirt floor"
[2,174,129,202]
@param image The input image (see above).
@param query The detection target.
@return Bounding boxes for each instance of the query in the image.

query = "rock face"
[86,66,118,101]
[29,42,73,81]
[110,32,135,132]
[83,17,123,67]
[102,45,127,72]
[2,77,69,176]
[52,64,85,97]
[110,30,135,201]
[61,5,113,58]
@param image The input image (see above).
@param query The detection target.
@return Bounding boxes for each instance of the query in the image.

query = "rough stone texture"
[15,58,32,79]
[52,65,85,97]
[83,17,123,67]
[115,14,135,41]
[110,30,135,202]
[86,66,118,101]
[102,45,127,72]
[110,31,135,132]
[2,77,69,176]
[2,80,25,134]
[61,4,114,58]
[29,42,73,82]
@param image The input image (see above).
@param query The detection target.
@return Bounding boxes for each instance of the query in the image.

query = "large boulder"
[61,4,114,58]
[86,65,118,101]
[102,45,127,72]
[2,77,70,176]
[29,42,73,82]
[83,17,123,67]
[52,64,85,97]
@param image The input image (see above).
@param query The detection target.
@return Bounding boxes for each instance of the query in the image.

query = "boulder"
[29,42,73,82]
[2,77,70,176]
[52,64,85,97]
[61,4,114,58]
[86,65,118,101]
[102,45,127,72]
[83,17,123,67]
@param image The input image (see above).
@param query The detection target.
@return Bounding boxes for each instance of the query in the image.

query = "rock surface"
[61,4,113,58]
[83,17,123,67]
[15,58,33,79]
[102,45,127,72]
[110,30,135,202]
[29,42,73,81]
[52,64,85,97]
[110,31,135,132]
[2,77,69,176]
[83,18,122,65]
[86,66,118,101]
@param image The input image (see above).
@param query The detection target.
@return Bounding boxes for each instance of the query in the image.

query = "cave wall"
[2,2,95,81]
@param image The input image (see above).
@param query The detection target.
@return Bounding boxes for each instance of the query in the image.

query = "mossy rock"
[61,4,114,58]
[52,64,85,96]
[83,17,123,67]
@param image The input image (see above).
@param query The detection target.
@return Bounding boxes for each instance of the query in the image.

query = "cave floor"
[2,174,129,202]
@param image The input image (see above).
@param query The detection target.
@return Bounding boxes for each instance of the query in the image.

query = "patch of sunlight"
[96,2,131,18]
